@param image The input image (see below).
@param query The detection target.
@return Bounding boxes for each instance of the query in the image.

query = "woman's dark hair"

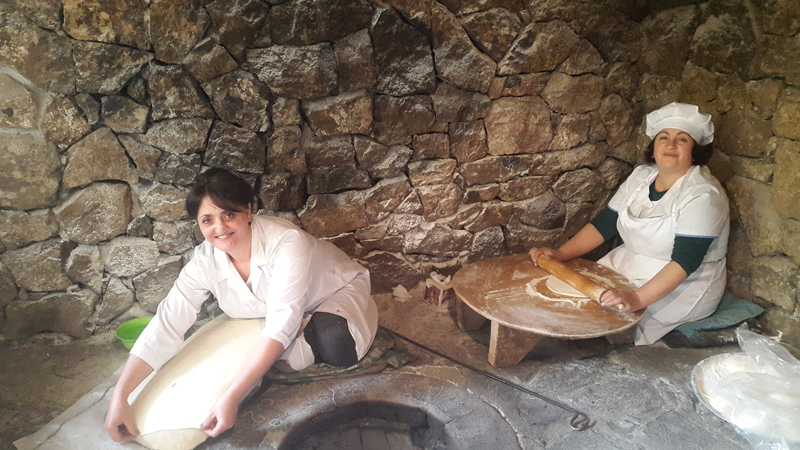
[186,168,255,218]
[644,139,714,166]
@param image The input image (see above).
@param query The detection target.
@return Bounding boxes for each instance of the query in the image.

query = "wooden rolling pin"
[536,254,609,304]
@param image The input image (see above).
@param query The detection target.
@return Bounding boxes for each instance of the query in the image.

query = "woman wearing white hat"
[531,103,729,345]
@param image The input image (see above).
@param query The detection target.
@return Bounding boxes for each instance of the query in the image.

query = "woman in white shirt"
[531,103,729,345]
[105,168,378,440]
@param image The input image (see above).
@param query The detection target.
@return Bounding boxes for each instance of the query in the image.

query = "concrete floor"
[0,285,758,450]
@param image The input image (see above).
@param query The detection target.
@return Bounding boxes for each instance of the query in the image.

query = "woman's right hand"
[104,396,139,442]
[529,247,565,266]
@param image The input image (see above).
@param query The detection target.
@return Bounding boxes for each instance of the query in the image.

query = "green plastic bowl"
[116,317,152,350]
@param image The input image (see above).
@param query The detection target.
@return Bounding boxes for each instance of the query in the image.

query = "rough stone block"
[0,239,74,292]
[144,63,214,121]
[404,225,472,258]
[541,72,604,114]
[62,128,137,189]
[430,2,495,93]
[206,0,269,62]
[750,256,797,311]
[726,176,782,257]
[182,37,239,84]
[133,256,183,313]
[202,69,273,133]
[772,87,800,140]
[464,184,500,203]
[4,289,99,339]
[55,183,132,245]
[373,94,436,146]
[149,0,209,64]
[503,219,566,254]
[302,90,373,136]
[206,121,267,174]
[449,121,488,164]
[485,96,552,155]
[73,41,152,95]
[418,184,462,222]
[411,134,449,161]
[459,155,535,186]
[497,73,550,98]
[304,135,371,195]
[95,277,134,326]
[0,134,61,210]
[371,7,436,96]
[408,159,456,186]
[334,29,377,92]
[0,74,37,129]
[689,13,756,74]
[145,118,212,154]
[298,191,369,238]
[155,153,202,187]
[354,136,412,180]
[100,96,148,134]
[63,0,149,50]
[431,83,491,124]
[717,109,773,157]
[247,43,338,99]
[65,245,103,294]
[269,0,372,46]
[358,251,423,293]
[153,221,196,255]
[552,168,604,203]
[364,177,411,223]
[102,236,160,278]
[498,20,581,76]
[139,183,189,222]
[0,261,18,303]
[461,7,520,62]
[0,7,76,94]
[258,173,307,212]
[0,209,59,251]
[469,226,507,263]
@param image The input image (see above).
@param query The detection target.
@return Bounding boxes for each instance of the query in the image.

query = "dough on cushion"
[130,314,265,450]
[135,429,208,450]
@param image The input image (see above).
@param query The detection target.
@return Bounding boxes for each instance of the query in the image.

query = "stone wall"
[0,0,798,346]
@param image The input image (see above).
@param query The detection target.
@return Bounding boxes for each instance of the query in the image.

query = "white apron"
[597,166,727,345]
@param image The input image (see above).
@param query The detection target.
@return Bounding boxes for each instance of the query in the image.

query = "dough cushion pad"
[129,314,264,450]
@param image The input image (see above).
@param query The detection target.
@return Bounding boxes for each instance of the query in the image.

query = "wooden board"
[453,254,644,340]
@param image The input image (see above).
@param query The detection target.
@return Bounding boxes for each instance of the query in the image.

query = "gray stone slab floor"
[0,286,755,450]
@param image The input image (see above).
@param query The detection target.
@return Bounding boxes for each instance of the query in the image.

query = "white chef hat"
[645,102,714,145]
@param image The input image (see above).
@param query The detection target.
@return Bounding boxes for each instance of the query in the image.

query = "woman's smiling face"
[653,128,694,173]
[196,196,252,255]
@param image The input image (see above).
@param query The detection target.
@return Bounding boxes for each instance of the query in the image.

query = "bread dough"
[129,314,264,450]
[545,276,587,298]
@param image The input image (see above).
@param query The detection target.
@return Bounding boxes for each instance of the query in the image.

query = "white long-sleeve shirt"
[131,215,376,371]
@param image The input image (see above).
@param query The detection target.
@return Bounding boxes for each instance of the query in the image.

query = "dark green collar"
[649,182,667,201]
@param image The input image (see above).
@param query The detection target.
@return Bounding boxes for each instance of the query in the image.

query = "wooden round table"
[453,254,645,367]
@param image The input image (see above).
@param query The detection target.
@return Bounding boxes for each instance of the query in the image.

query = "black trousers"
[303,312,358,367]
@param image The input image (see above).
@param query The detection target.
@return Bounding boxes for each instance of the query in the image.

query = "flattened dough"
[545,276,587,298]
[129,314,264,450]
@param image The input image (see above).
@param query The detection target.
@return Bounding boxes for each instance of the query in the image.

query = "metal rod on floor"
[380,325,594,431]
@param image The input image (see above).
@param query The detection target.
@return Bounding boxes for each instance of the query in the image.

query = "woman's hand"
[529,247,565,266]
[599,289,643,313]
[104,397,139,442]
[202,393,240,437]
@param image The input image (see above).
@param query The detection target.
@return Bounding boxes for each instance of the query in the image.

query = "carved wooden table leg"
[488,322,543,367]
[456,297,487,331]
[605,326,636,345]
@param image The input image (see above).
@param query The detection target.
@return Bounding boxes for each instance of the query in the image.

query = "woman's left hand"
[202,394,239,437]
[599,288,643,313]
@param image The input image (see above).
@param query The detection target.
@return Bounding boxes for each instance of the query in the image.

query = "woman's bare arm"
[201,336,285,437]
[530,224,606,265]
[104,355,154,441]
[600,261,688,312]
